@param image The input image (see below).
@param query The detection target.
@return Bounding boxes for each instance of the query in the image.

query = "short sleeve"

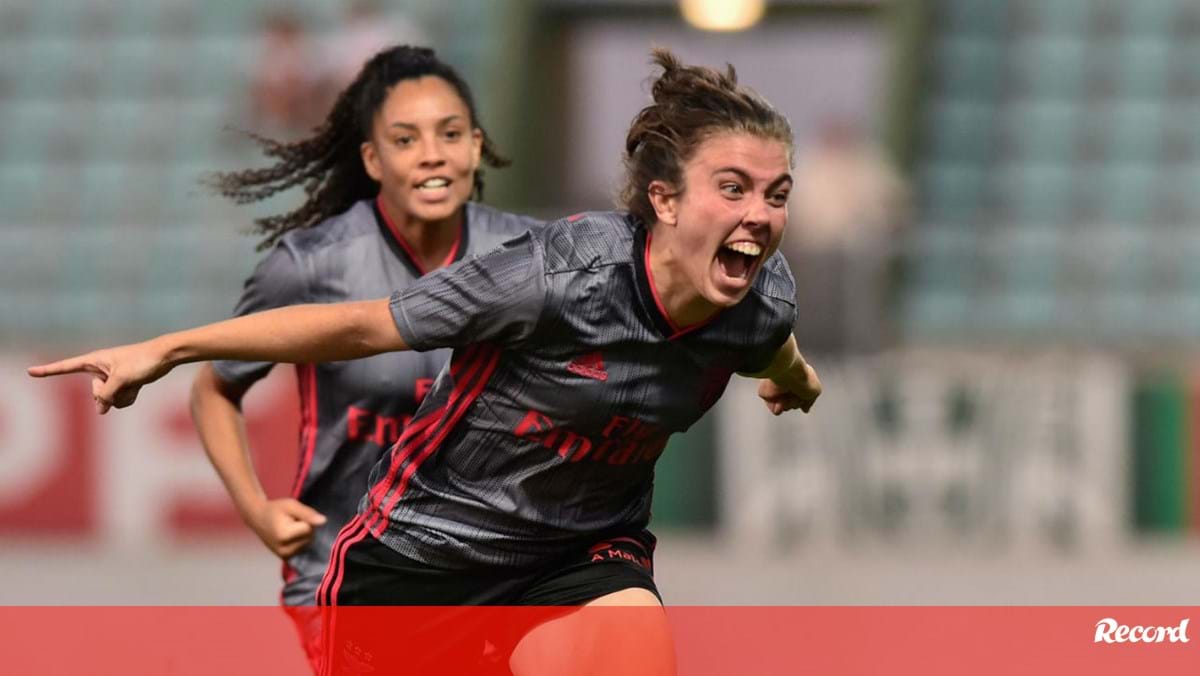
[737,254,799,374]
[389,230,547,351]
[739,299,797,374]
[211,243,309,387]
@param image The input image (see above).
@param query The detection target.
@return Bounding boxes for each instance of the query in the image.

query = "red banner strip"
[2,606,1198,675]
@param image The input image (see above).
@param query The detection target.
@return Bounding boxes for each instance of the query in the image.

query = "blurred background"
[3,0,1200,604]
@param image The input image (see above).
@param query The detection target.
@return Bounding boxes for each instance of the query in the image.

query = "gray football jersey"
[211,198,540,606]
[364,211,797,569]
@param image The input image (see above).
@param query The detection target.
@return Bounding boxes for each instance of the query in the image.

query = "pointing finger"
[28,355,106,379]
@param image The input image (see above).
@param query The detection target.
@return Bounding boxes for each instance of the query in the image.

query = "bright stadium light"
[679,0,766,32]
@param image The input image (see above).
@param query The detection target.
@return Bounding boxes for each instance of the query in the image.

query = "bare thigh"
[509,588,675,676]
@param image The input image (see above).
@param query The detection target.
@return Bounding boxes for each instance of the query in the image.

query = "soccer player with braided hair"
[32,49,820,674]
[189,44,540,669]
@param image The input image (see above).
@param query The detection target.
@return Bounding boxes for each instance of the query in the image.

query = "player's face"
[669,132,791,308]
[361,76,483,225]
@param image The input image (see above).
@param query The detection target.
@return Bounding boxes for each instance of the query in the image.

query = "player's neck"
[646,229,721,328]
[379,198,464,272]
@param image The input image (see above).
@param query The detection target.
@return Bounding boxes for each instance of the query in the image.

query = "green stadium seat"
[1102,102,1166,163]
[88,102,147,161]
[993,164,1074,225]
[0,225,62,291]
[917,163,987,224]
[194,2,257,37]
[925,100,996,164]
[187,37,252,100]
[1014,0,1092,35]
[1114,39,1171,99]
[933,36,1003,99]
[6,39,78,99]
[992,225,1062,293]
[1087,165,1162,225]
[995,292,1058,333]
[0,102,61,164]
[1160,166,1200,218]
[911,227,978,289]
[23,0,87,39]
[1001,102,1080,162]
[936,0,1009,37]
[1114,0,1180,36]
[105,38,173,99]
[1007,37,1088,100]
[0,3,33,41]
[906,291,972,335]
[0,164,47,222]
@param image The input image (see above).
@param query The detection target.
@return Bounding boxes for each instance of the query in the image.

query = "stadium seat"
[924,100,996,164]
[933,36,1002,100]
[1084,164,1161,225]
[1007,37,1088,100]
[993,164,1073,225]
[1009,0,1092,35]
[1116,0,1180,36]
[1000,102,1080,163]
[1102,102,1166,163]
[1113,39,1171,99]
[917,163,986,225]
[935,0,1009,37]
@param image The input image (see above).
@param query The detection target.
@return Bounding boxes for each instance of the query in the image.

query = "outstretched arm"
[743,334,821,415]
[28,299,404,414]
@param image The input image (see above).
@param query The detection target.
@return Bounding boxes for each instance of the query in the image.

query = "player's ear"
[361,140,383,183]
[469,127,483,170]
[647,180,679,228]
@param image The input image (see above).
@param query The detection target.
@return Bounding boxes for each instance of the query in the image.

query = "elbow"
[346,299,407,356]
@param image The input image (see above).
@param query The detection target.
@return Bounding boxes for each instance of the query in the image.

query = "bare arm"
[190,364,326,559]
[162,298,404,365]
[743,334,822,415]
[28,298,404,413]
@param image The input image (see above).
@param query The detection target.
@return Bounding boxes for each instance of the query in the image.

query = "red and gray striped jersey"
[361,211,797,569]
[211,198,540,606]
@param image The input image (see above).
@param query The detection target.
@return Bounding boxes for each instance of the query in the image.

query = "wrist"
[147,334,187,369]
[234,492,269,526]
[773,354,806,390]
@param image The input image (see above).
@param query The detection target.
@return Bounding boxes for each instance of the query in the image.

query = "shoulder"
[749,251,797,306]
[275,200,379,258]
[536,210,638,273]
[465,202,544,245]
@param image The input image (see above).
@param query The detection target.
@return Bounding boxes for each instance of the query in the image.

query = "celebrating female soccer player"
[31,49,820,674]
[188,45,540,670]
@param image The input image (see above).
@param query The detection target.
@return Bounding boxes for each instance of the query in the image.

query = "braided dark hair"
[621,49,793,226]
[208,45,510,250]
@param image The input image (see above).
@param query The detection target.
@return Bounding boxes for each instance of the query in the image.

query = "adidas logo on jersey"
[567,351,608,381]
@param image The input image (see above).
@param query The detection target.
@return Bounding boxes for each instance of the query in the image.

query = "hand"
[28,341,174,414]
[246,498,328,560]
[758,360,821,415]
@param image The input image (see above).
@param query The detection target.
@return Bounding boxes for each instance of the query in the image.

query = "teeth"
[724,241,762,257]
[418,178,449,189]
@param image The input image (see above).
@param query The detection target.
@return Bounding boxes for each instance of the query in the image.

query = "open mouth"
[416,177,451,193]
[715,240,763,282]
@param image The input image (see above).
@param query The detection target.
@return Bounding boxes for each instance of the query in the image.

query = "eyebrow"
[714,166,794,191]
[387,115,466,131]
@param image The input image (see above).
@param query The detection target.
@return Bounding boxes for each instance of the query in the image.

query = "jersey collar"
[372,196,470,277]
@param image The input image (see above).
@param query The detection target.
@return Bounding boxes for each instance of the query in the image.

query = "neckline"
[372,196,468,277]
